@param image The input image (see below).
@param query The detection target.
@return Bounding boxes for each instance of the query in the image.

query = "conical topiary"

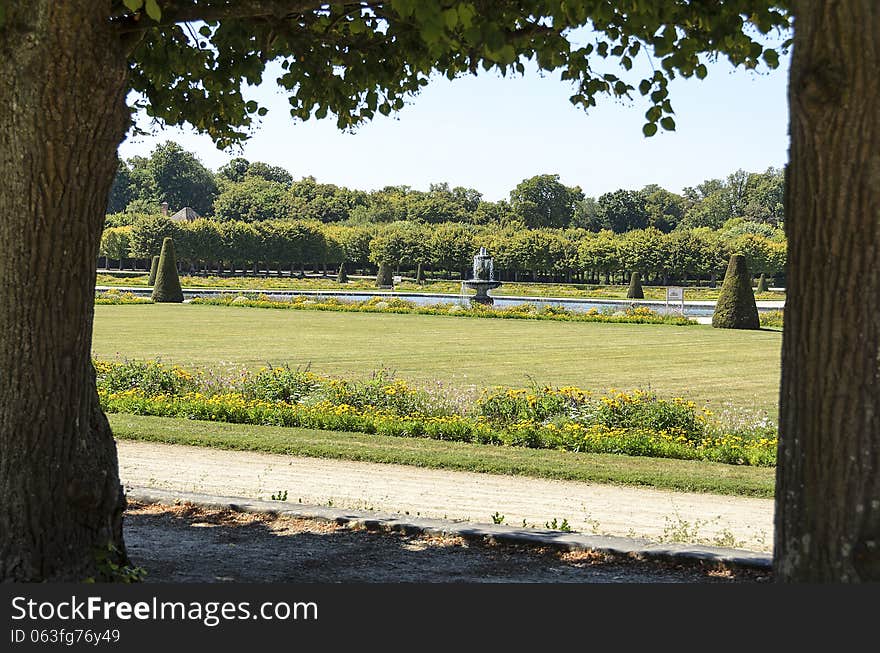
[147,255,160,286]
[376,262,393,288]
[626,271,644,299]
[712,254,760,329]
[755,272,768,294]
[337,261,348,283]
[151,237,184,303]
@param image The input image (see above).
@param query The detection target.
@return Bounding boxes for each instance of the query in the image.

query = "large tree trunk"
[776,1,880,581]
[0,2,131,581]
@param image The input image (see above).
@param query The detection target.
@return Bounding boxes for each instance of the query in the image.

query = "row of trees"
[108,142,784,233]
[100,217,785,284]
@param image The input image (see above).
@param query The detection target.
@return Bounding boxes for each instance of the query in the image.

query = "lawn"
[93,304,782,412]
[109,414,775,498]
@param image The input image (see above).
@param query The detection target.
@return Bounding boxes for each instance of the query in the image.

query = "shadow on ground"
[124,502,770,583]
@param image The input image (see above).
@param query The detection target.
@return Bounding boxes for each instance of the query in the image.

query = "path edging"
[127,486,772,571]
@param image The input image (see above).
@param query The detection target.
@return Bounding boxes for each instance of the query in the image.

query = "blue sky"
[119,52,791,202]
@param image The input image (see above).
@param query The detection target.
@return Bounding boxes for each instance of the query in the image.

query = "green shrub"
[376,262,393,288]
[336,261,348,283]
[626,271,644,299]
[712,254,759,330]
[755,272,768,294]
[147,255,160,286]
[151,238,184,303]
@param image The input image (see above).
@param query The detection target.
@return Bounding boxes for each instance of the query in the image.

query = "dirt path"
[117,441,774,551]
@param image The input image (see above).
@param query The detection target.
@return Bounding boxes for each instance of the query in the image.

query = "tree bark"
[0,2,131,580]
[776,1,880,581]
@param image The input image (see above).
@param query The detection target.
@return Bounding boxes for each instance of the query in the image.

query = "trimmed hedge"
[151,238,184,303]
[627,271,644,299]
[712,254,759,329]
[147,255,159,286]
[376,262,393,288]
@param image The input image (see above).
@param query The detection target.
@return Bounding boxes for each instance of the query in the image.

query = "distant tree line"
[100,217,785,286]
[107,141,785,233]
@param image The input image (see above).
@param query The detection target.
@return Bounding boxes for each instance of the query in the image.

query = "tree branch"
[113,1,336,33]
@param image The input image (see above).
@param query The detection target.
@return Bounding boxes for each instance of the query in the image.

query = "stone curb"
[127,486,772,571]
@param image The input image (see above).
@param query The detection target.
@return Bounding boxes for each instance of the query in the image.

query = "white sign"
[666,287,684,301]
[392,275,402,284]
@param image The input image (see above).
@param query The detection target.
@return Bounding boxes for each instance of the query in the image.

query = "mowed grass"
[93,304,782,412]
[109,414,775,498]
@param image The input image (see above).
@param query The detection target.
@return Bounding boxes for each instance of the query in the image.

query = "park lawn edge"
[108,413,775,499]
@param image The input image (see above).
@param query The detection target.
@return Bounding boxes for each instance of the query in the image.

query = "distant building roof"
[169,207,200,222]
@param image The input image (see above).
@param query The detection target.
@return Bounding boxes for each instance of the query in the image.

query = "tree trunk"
[776,1,880,582]
[0,2,131,581]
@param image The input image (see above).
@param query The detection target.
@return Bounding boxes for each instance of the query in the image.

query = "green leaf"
[638,79,651,95]
[660,116,676,131]
[257,107,268,117]
[642,122,658,137]
[443,8,458,30]
[144,0,161,21]
[695,64,708,79]
[123,0,144,11]
[763,49,779,68]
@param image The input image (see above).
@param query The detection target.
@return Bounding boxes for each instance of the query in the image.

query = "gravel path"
[124,502,768,582]
[117,441,773,551]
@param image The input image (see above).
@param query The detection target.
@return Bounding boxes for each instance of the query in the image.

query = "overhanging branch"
[113,1,375,33]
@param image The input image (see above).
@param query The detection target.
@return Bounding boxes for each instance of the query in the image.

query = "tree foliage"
[114,0,787,148]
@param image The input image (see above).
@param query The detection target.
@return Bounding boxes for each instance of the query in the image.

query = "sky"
[119,50,791,202]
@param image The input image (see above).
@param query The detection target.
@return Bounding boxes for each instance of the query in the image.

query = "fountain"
[462,247,502,305]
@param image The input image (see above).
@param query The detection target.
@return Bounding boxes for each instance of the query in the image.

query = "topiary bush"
[712,254,760,329]
[151,237,184,303]
[337,261,348,283]
[626,271,644,299]
[755,272,768,294]
[147,255,160,286]
[376,262,393,288]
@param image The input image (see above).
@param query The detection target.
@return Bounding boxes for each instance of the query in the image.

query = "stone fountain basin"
[462,280,502,290]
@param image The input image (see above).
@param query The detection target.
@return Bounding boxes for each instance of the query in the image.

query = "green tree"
[596,189,649,233]
[146,141,218,215]
[128,216,180,259]
[4,0,868,584]
[106,160,135,213]
[641,184,686,233]
[509,174,584,228]
[99,226,132,270]
[217,157,251,184]
[287,176,368,223]
[213,177,288,223]
[246,161,293,186]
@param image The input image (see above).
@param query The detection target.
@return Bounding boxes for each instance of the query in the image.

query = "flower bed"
[95,360,776,466]
[95,289,152,304]
[188,294,696,326]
